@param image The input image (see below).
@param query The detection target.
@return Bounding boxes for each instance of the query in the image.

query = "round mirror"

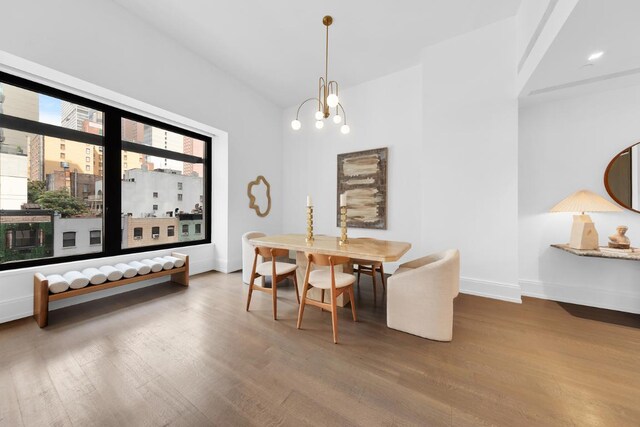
[604,142,640,213]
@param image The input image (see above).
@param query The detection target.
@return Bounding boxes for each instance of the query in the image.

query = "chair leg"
[292,273,300,304]
[272,279,278,320]
[356,268,361,288]
[371,269,377,302]
[246,273,257,311]
[379,263,386,293]
[348,286,357,322]
[297,281,311,329]
[331,291,339,344]
[321,289,325,305]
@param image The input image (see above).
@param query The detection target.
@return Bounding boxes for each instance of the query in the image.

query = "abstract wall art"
[336,147,387,229]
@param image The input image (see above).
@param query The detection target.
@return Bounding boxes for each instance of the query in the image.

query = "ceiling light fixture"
[588,51,604,61]
[291,16,350,134]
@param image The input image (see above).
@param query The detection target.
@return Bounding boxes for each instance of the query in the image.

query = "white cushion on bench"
[163,255,184,268]
[99,265,123,281]
[114,263,137,278]
[153,257,174,270]
[128,261,151,275]
[63,271,90,289]
[140,259,163,273]
[82,268,107,285]
[47,274,69,294]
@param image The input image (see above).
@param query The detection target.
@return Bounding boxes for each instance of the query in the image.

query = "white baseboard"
[0,295,32,324]
[190,259,216,275]
[460,277,522,303]
[520,279,640,314]
[224,257,241,274]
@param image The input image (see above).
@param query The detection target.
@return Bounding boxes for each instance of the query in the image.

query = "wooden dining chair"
[246,246,300,320]
[297,253,357,344]
[352,258,385,301]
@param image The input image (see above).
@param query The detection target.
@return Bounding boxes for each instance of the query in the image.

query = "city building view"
[0,83,205,264]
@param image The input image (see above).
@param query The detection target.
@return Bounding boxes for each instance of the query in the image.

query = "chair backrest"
[255,246,289,259]
[242,231,266,243]
[306,253,350,267]
[424,249,460,298]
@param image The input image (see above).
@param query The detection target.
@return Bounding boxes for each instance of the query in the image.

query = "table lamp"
[550,190,622,250]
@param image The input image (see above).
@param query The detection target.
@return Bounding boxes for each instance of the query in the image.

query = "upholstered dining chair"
[297,253,357,344]
[386,249,460,341]
[246,246,299,320]
[242,231,266,285]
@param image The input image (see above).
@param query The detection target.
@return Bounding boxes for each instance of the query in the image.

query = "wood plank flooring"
[0,271,638,426]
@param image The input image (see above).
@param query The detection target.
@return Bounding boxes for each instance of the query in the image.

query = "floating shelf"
[551,244,640,261]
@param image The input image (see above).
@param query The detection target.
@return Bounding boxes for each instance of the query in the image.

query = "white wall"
[421,18,520,302]
[282,66,424,267]
[519,84,640,314]
[282,19,520,302]
[0,0,283,323]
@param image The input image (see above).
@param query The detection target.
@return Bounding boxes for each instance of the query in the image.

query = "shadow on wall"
[537,247,640,314]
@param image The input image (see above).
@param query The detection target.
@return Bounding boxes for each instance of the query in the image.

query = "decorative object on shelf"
[306,195,314,243]
[247,175,271,217]
[608,225,631,249]
[337,147,388,229]
[290,16,350,135]
[550,189,622,250]
[339,193,348,245]
[604,142,640,213]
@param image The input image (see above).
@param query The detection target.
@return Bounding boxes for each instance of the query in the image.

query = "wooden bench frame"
[33,252,189,328]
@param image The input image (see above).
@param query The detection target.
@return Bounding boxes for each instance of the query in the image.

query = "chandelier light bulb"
[333,115,342,124]
[326,94,339,108]
[315,110,324,120]
[315,120,324,129]
[340,124,350,134]
[291,119,301,130]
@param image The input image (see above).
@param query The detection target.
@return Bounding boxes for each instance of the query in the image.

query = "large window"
[0,72,211,270]
[120,118,206,250]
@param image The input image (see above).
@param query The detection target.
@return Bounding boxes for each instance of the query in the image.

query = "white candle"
[340,193,346,207]
[307,195,312,207]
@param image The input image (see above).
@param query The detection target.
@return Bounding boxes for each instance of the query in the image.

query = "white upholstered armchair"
[242,231,265,284]
[386,249,460,341]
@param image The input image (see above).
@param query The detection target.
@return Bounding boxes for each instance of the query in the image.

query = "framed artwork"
[336,147,388,229]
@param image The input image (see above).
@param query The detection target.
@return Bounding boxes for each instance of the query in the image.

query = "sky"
[39,94,61,126]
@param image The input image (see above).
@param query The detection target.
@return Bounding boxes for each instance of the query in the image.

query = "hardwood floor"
[0,271,638,426]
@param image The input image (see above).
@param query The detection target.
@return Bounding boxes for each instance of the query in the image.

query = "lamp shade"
[550,190,622,213]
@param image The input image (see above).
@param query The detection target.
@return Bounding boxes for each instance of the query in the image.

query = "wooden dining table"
[249,234,411,307]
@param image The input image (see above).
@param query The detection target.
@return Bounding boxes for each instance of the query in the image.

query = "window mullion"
[102,107,122,257]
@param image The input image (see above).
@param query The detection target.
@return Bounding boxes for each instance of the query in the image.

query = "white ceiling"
[523,0,640,102]
[111,0,521,107]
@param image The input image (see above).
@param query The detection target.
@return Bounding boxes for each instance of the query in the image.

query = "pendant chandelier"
[291,16,350,134]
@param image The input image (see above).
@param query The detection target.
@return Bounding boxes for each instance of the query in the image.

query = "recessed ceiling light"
[588,51,604,61]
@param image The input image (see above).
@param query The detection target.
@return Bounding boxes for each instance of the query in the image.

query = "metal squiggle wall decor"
[247,175,271,217]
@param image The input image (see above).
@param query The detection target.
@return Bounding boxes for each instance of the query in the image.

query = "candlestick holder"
[339,205,348,245]
[306,206,314,243]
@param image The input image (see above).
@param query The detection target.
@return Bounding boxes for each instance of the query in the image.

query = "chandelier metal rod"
[295,97,322,120]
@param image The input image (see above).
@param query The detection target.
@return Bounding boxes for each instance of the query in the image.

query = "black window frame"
[167,226,175,237]
[0,71,212,271]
